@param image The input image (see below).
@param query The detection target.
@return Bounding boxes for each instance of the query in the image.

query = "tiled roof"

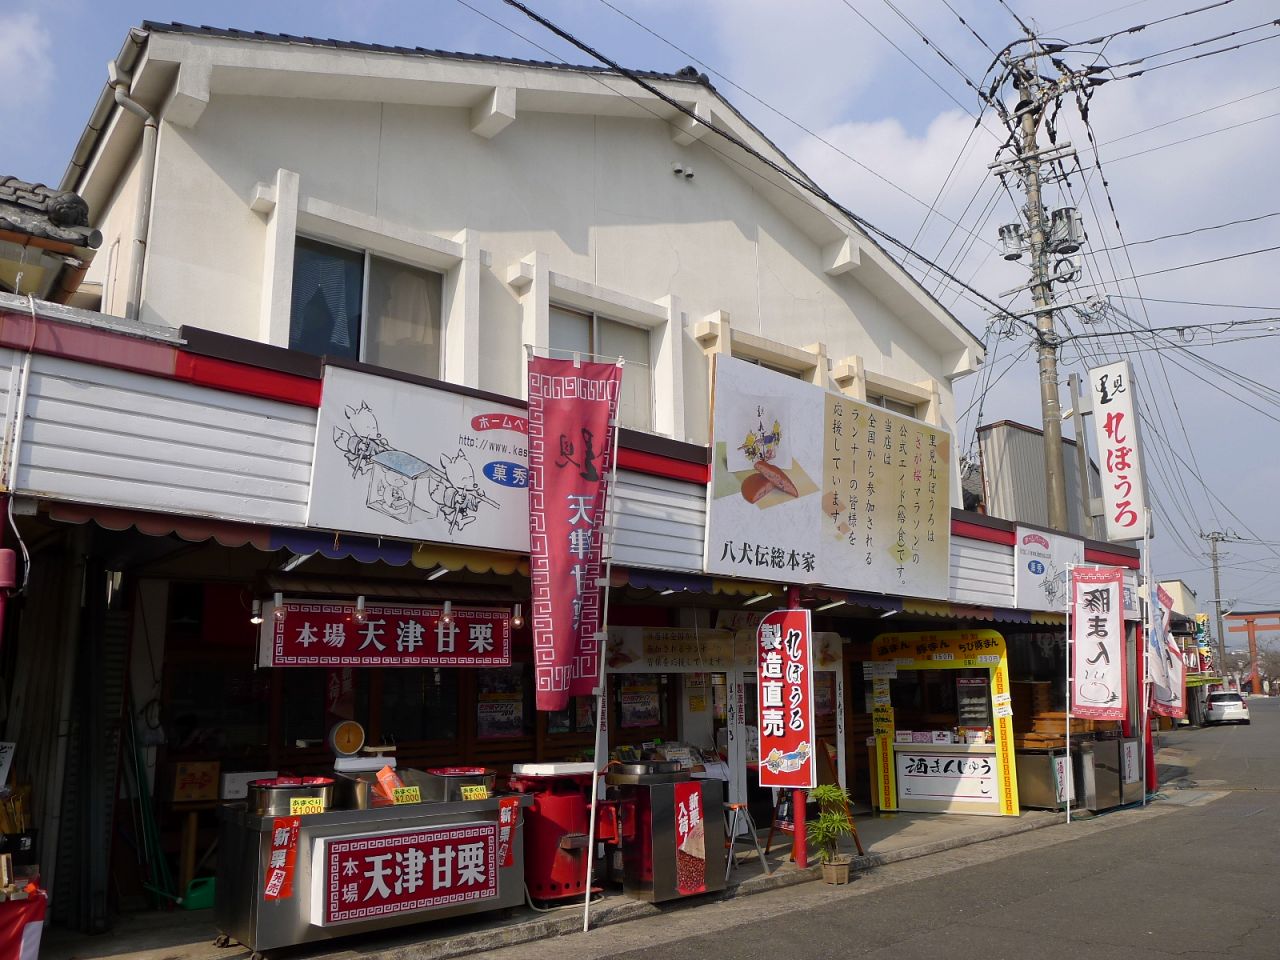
[141,21,712,86]
[0,176,102,249]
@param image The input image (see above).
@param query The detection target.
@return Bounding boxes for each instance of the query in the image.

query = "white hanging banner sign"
[1070,567,1127,720]
[1149,583,1186,719]
[1088,360,1149,542]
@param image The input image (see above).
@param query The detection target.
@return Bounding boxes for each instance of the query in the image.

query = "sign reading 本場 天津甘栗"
[704,356,951,599]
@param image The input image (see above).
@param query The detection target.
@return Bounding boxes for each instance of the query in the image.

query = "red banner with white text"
[527,357,622,711]
[264,601,511,667]
[757,608,816,789]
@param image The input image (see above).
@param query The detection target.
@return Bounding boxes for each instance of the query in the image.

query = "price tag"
[976,654,1000,664]
[460,784,490,801]
[289,795,325,816]
[391,785,422,805]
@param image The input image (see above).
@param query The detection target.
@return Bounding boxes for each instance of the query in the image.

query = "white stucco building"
[68,22,981,461]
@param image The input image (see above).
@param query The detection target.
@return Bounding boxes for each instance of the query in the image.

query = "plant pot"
[821,855,853,885]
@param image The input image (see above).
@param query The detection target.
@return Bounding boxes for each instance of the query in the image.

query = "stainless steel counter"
[215,795,532,953]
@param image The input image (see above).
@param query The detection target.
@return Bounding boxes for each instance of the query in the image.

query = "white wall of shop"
[76,32,981,484]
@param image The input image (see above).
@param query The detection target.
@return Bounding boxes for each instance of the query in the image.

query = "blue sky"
[5,0,1280,636]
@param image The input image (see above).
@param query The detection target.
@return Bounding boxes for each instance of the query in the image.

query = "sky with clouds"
[4,0,1279,646]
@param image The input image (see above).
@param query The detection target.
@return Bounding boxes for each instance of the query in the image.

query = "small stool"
[723,802,770,880]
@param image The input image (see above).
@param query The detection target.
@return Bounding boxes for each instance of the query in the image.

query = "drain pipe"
[108,60,158,322]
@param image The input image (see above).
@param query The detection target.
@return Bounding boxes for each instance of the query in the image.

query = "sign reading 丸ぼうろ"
[756,609,816,790]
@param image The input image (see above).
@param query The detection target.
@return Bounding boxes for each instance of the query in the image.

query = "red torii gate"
[1225,611,1280,693]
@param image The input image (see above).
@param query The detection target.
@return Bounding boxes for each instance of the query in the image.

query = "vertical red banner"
[757,609,816,789]
[527,357,622,711]
[673,781,707,895]
[263,816,301,900]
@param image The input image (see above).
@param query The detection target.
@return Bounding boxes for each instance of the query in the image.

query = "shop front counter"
[215,794,532,953]
[892,743,1002,816]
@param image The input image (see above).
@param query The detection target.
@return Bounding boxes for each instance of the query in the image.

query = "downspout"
[108,61,158,322]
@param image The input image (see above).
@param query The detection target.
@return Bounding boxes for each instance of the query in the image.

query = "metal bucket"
[413,767,496,802]
[246,777,334,816]
[333,772,372,810]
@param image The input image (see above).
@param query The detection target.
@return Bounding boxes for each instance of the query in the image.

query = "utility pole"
[1005,61,1070,531]
[1206,531,1228,673]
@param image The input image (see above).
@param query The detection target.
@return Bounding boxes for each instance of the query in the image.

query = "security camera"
[684,166,695,180]
[672,162,685,176]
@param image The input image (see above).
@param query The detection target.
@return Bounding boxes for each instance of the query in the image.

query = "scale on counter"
[329,720,397,773]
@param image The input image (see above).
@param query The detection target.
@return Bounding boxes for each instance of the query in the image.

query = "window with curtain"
[549,305,653,432]
[289,238,443,378]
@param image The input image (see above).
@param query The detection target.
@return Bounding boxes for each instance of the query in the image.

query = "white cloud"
[0,11,53,115]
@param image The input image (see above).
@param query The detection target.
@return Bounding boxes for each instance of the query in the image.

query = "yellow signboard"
[391,785,422,805]
[289,795,325,816]
[871,630,1019,817]
[459,784,490,801]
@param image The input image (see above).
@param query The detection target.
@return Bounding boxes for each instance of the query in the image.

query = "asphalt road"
[490,697,1280,960]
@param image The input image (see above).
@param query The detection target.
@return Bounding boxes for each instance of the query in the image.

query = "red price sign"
[321,824,498,925]
[757,609,816,789]
[267,602,511,668]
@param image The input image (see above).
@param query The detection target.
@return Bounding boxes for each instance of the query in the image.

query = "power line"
[1104,108,1280,164]
[1092,29,1280,84]
[1092,211,1280,253]
[590,0,1006,258]
[487,0,1039,332]
[1088,14,1277,70]
[1071,242,1280,288]
[938,0,998,56]
[1077,0,1240,45]
[996,0,1034,37]
[1050,1,1155,34]
[835,0,982,119]
[878,0,989,97]
[1099,82,1280,146]
[1110,294,1280,311]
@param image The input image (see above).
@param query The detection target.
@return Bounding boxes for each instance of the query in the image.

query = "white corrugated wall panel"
[611,469,705,572]
[949,535,1014,607]
[17,354,316,524]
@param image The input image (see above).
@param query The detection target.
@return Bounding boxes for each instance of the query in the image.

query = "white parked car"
[1204,692,1250,725]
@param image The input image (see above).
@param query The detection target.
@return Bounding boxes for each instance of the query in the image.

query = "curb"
[386,813,1062,960]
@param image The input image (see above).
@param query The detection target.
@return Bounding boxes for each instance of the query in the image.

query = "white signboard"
[1121,740,1139,784]
[705,356,951,599]
[1014,526,1085,612]
[1070,567,1127,721]
[895,751,998,806]
[1088,360,1149,542]
[307,366,530,550]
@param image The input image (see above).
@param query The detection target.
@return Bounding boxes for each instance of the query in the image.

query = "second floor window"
[549,305,652,432]
[867,393,920,418]
[290,237,444,378]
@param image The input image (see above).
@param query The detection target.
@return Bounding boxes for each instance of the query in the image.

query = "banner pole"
[1141,509,1152,806]
[582,362,624,934]
[1065,563,1073,825]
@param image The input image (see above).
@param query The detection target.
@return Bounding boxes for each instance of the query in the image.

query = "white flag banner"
[1071,567,1127,720]
[1149,583,1186,719]
[1088,360,1149,542]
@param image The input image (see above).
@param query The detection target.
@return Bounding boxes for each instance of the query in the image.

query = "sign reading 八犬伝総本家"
[527,356,622,712]
[260,601,511,668]
[756,609,816,790]
[705,356,951,600]
[1088,360,1149,542]
[315,824,497,925]
[1070,567,1127,721]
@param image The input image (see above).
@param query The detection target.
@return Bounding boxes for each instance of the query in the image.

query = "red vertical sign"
[757,609,816,789]
[263,816,301,900]
[673,781,707,895]
[527,357,622,711]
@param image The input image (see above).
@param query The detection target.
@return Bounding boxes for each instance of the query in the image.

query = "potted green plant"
[808,783,854,884]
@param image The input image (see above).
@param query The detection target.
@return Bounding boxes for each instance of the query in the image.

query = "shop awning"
[1186,674,1224,688]
[270,528,413,566]
[410,543,528,576]
[49,502,274,549]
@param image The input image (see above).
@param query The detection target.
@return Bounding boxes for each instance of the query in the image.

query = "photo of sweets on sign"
[756,608,816,789]
[526,356,622,711]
